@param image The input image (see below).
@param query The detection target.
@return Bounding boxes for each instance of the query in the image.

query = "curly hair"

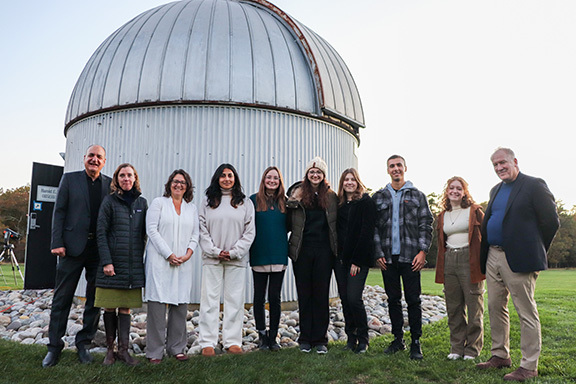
[163,169,194,203]
[440,176,475,211]
[110,163,141,194]
[205,163,245,208]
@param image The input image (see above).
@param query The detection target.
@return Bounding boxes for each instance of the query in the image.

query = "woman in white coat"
[145,170,199,364]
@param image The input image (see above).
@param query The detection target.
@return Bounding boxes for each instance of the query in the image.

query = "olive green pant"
[444,247,484,357]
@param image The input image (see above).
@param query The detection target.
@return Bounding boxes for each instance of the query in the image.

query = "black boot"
[102,311,117,366]
[355,336,368,354]
[344,335,357,352]
[77,343,93,364]
[384,337,406,354]
[257,330,269,351]
[410,339,423,360]
[42,351,60,368]
[268,329,280,352]
[117,313,139,366]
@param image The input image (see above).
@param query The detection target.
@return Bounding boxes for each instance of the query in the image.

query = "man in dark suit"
[476,148,559,382]
[42,144,111,368]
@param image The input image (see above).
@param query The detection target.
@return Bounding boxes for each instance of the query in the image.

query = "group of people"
[42,144,559,382]
[433,148,558,382]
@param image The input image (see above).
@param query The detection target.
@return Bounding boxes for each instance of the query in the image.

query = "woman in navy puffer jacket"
[96,163,147,366]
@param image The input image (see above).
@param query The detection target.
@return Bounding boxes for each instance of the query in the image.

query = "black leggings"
[334,260,369,344]
[252,270,285,339]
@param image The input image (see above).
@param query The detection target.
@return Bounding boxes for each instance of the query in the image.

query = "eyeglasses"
[308,170,323,175]
[172,180,187,185]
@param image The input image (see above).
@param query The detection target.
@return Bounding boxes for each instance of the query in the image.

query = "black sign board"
[24,162,63,289]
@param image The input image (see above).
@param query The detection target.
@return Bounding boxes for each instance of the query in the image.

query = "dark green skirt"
[95,288,142,308]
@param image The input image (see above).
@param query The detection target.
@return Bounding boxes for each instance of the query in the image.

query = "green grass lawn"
[0,269,575,383]
[0,263,24,290]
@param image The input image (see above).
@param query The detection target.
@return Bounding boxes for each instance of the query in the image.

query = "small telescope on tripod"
[1,228,24,285]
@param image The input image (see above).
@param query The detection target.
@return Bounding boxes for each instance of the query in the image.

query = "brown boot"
[503,367,538,381]
[102,311,117,366]
[476,355,512,369]
[116,313,139,366]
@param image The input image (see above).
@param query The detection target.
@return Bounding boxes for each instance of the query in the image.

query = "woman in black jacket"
[96,163,147,366]
[287,156,338,355]
[335,168,376,354]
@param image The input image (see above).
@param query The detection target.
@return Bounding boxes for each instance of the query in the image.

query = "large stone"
[0,316,11,327]
[6,320,21,331]
[368,318,382,330]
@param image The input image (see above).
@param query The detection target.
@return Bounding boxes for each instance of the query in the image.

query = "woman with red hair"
[435,176,485,361]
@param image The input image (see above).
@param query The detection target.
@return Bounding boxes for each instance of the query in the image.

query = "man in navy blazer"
[476,148,559,382]
[42,145,111,368]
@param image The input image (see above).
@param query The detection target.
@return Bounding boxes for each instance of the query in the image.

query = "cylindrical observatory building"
[64,0,365,302]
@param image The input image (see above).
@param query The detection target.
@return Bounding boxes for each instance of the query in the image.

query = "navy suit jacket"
[51,170,112,257]
[480,172,559,273]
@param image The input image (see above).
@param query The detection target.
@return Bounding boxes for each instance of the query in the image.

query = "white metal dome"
[65,0,364,137]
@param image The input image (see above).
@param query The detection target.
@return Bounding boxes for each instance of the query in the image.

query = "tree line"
[0,186,574,267]
[0,185,29,262]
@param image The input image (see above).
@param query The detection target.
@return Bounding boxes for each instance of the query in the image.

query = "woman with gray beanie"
[287,156,338,354]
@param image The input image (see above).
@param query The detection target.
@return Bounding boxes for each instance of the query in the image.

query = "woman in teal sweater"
[249,166,288,351]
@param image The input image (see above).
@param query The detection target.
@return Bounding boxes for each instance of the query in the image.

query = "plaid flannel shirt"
[372,184,433,264]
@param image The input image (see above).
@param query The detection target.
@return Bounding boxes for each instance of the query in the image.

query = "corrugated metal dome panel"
[295,21,365,128]
[65,0,365,131]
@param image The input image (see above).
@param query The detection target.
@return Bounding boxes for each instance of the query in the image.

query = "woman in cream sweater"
[197,163,255,356]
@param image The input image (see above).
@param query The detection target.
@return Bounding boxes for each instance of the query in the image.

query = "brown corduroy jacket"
[435,204,485,284]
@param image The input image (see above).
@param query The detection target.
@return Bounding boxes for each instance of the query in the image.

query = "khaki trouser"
[444,247,484,357]
[486,246,541,370]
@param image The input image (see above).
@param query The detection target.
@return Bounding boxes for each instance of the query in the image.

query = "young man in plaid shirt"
[372,155,433,360]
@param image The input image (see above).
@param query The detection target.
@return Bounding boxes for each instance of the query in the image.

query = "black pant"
[293,245,334,346]
[382,259,422,340]
[48,242,100,352]
[252,269,285,339]
[334,260,369,344]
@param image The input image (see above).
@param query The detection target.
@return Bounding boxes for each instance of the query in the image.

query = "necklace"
[448,208,462,225]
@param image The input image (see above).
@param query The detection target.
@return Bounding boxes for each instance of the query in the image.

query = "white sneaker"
[463,355,475,360]
[447,353,461,360]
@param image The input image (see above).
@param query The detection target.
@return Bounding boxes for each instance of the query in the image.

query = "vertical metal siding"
[68,105,357,303]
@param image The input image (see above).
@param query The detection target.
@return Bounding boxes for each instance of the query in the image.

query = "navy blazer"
[480,172,559,273]
[51,170,112,257]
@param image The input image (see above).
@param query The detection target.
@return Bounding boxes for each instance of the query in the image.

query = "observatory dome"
[65,0,364,136]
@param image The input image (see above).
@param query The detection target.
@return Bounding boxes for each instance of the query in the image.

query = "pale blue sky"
[1,0,574,207]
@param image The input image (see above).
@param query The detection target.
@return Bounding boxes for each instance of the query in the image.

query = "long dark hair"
[205,163,245,208]
[163,169,194,203]
[255,166,286,213]
[300,171,330,210]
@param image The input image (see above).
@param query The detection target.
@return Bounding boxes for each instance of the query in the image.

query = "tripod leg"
[9,250,24,284]
[0,250,7,286]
